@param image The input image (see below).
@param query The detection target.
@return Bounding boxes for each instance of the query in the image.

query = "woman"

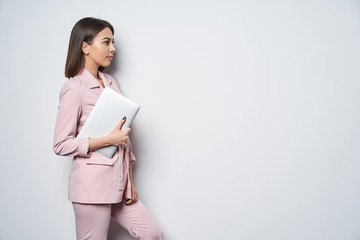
[53,17,163,240]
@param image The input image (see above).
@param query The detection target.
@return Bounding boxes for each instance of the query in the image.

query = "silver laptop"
[77,87,140,158]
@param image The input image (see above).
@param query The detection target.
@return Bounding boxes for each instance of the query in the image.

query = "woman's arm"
[53,81,90,157]
[54,81,131,156]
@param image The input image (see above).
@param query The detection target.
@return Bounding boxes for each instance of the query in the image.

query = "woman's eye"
[104,41,110,45]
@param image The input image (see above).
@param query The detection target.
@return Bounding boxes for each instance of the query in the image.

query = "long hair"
[65,17,114,78]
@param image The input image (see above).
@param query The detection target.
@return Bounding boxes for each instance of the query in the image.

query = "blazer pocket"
[85,152,116,166]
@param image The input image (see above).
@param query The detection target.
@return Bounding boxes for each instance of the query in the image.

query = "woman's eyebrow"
[101,37,113,41]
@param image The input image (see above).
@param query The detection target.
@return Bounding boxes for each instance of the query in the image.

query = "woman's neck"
[84,67,99,80]
[84,65,104,88]
[83,59,101,79]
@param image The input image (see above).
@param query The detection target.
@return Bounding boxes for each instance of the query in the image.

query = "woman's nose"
[111,43,116,53]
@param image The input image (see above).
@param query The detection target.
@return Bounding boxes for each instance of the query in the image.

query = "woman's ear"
[82,41,90,55]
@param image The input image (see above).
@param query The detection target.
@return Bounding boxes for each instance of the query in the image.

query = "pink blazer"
[53,69,135,203]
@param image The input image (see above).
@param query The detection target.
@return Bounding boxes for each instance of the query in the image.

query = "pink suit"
[54,69,163,239]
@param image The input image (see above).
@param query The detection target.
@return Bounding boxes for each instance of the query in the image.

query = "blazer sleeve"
[53,80,91,158]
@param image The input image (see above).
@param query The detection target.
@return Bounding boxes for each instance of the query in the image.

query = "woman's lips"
[107,56,113,60]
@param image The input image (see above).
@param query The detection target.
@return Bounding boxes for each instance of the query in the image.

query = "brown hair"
[65,17,114,78]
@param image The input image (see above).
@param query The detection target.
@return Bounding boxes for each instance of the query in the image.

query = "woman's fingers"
[124,187,138,205]
[109,117,132,146]
[115,117,126,130]
[119,116,127,129]
[113,120,124,131]
[132,188,138,200]
[114,118,131,133]
[124,198,136,205]
[123,128,131,134]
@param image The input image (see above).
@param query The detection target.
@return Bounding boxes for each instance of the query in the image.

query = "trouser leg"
[111,200,164,240]
[72,202,111,240]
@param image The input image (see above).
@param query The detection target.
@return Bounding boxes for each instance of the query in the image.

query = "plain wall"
[0,0,360,239]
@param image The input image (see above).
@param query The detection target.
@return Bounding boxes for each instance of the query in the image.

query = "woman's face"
[83,27,116,69]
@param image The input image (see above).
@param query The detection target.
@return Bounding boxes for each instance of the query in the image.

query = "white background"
[0,0,359,239]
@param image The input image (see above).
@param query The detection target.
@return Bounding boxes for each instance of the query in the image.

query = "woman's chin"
[100,62,111,68]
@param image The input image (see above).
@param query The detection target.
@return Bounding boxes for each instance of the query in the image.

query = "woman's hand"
[88,117,131,152]
[124,183,138,205]
[124,162,138,205]
[108,117,131,146]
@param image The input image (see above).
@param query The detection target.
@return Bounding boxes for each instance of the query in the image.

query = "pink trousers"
[72,200,163,240]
